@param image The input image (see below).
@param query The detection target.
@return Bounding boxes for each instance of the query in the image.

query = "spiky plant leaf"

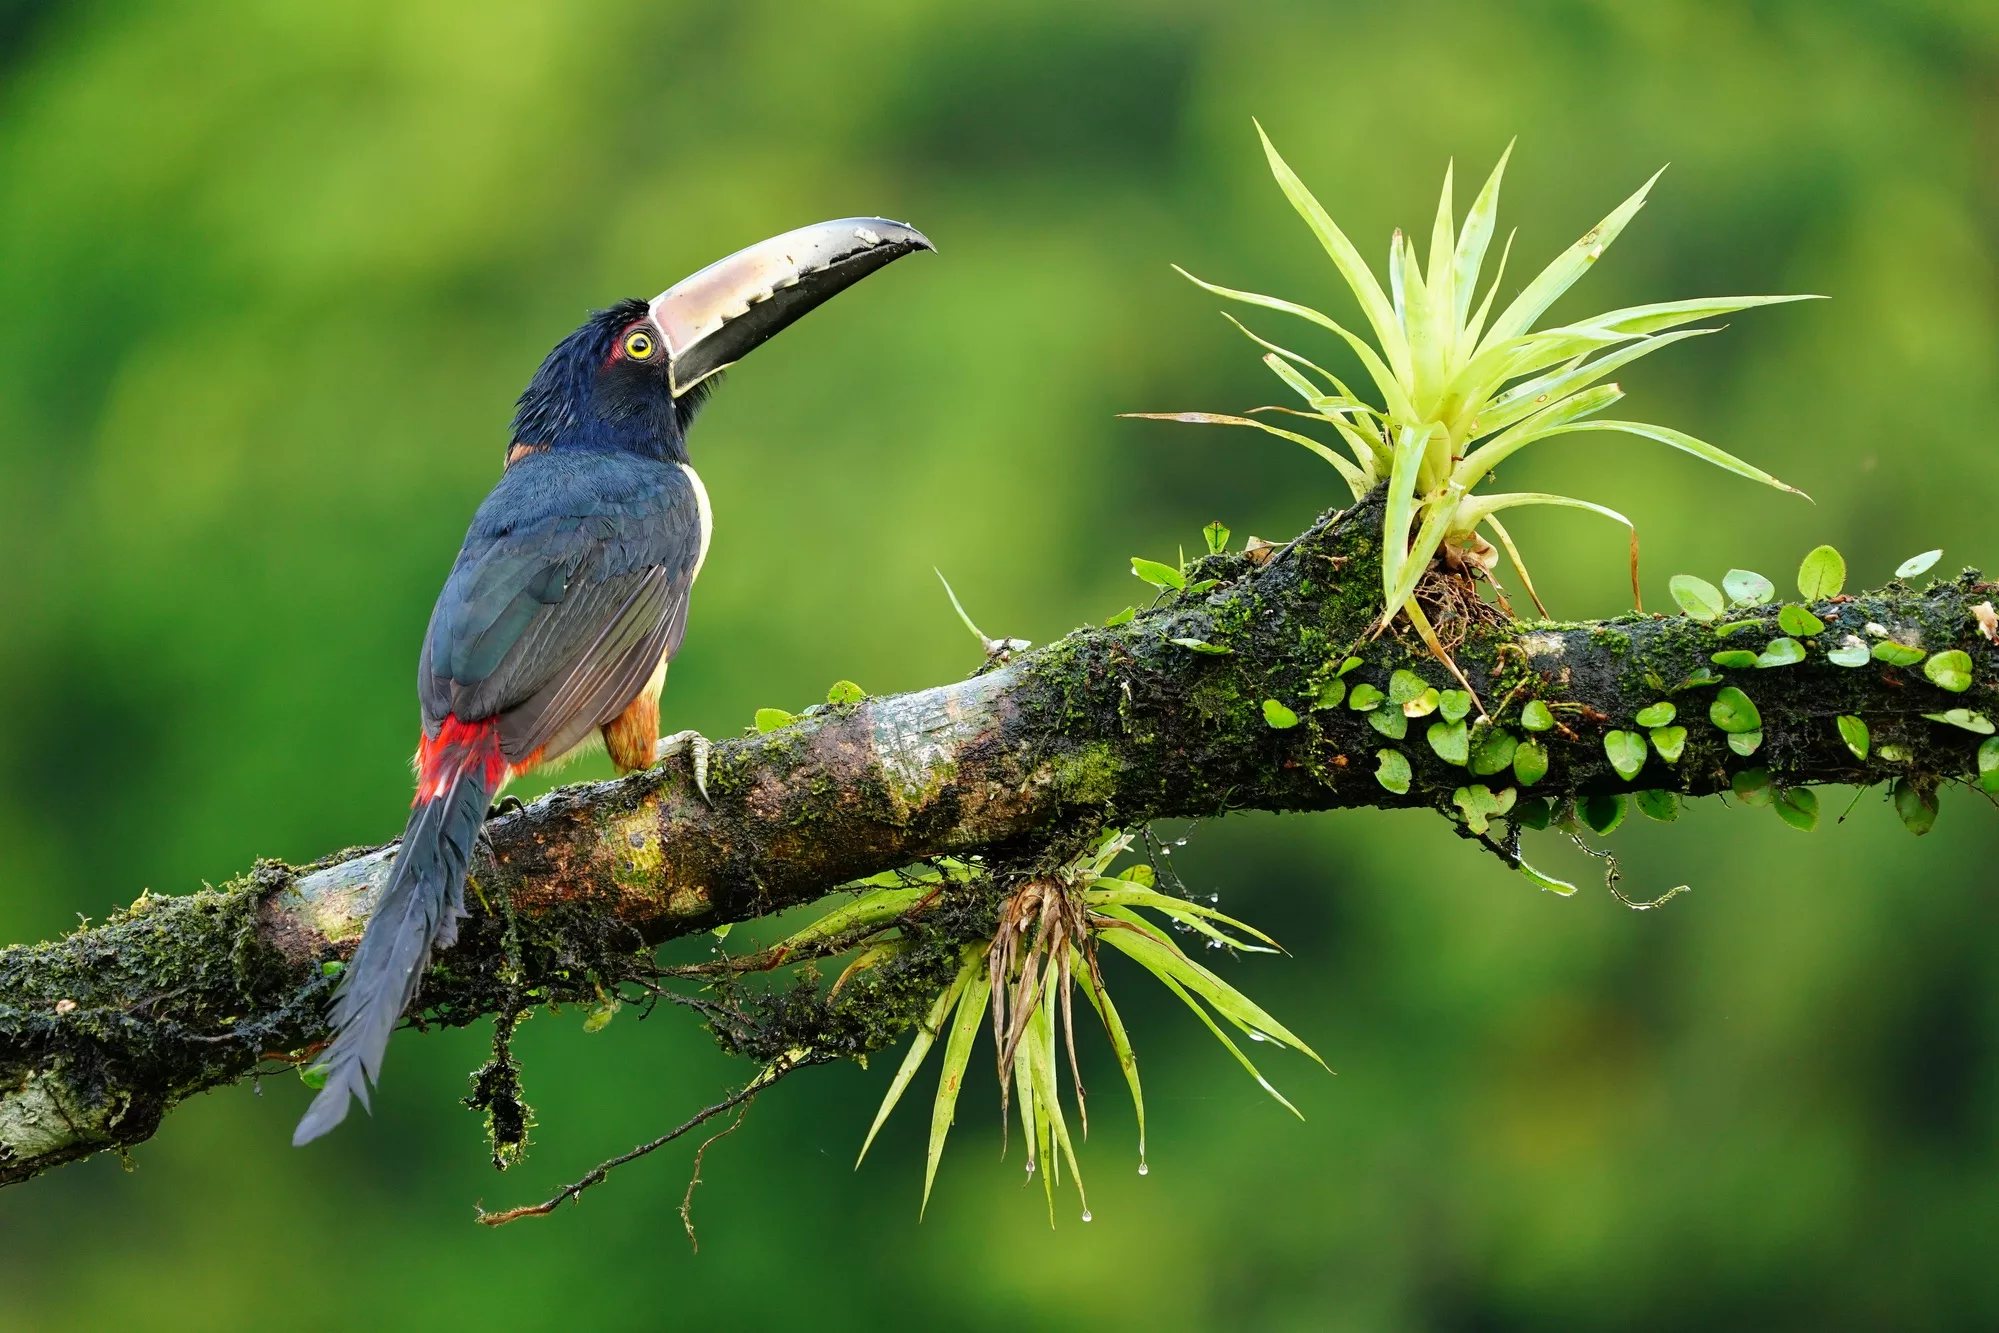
[1095,906,1325,1064]
[921,961,991,1217]
[1071,945,1144,1166]
[1086,880,1281,953]
[1136,134,1815,644]
[857,960,968,1168]
[1122,411,1371,499]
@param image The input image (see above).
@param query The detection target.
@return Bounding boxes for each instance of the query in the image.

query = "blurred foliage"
[3,0,1999,1328]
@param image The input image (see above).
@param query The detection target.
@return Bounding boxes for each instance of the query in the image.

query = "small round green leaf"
[1731,767,1775,806]
[1453,784,1502,834]
[1924,708,1994,734]
[1878,743,1913,763]
[1375,749,1411,794]
[1715,619,1765,638]
[1369,707,1409,739]
[826,680,867,705]
[1710,686,1762,733]
[1313,678,1347,709]
[1827,636,1870,667]
[1924,649,1974,693]
[1756,637,1806,668]
[1403,687,1441,719]
[754,707,797,733]
[1798,545,1846,599]
[1470,728,1517,776]
[1872,640,1926,666]
[1203,520,1231,555]
[1837,714,1869,760]
[1675,668,1725,691]
[1650,725,1688,763]
[1388,669,1430,705]
[1513,796,1552,830]
[1711,650,1760,669]
[1604,730,1648,781]
[1728,729,1764,756]
[1773,787,1819,833]
[1777,605,1826,637]
[299,1064,330,1091]
[1520,700,1555,732]
[1897,549,1943,579]
[1131,556,1185,591]
[1336,656,1365,676]
[1723,569,1775,606]
[1636,789,1680,822]
[1262,699,1300,729]
[1893,778,1938,836]
[1579,793,1627,835]
[1438,689,1472,722]
[1428,719,1470,766]
[1635,702,1676,727]
[1513,739,1549,786]
[1670,574,1726,621]
[1977,735,1999,793]
[1105,607,1136,627]
[1171,637,1232,654]
[1348,683,1385,711]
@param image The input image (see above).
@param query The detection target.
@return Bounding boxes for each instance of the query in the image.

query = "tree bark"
[4,493,1993,1187]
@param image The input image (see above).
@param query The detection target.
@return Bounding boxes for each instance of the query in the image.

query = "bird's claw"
[656,730,712,806]
[485,794,526,821]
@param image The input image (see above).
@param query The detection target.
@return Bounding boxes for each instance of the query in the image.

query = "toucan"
[294,218,933,1144]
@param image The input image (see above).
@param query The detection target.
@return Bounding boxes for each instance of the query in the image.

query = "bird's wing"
[418,451,704,764]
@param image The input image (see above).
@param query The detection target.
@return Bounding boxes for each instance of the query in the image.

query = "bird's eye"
[624,330,655,360]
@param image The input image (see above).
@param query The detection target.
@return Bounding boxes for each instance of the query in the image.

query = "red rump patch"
[413,715,508,805]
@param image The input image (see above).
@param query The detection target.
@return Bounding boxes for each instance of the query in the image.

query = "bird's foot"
[486,794,526,821]
[656,730,712,806]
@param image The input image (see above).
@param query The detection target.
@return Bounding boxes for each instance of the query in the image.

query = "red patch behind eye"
[603,320,654,370]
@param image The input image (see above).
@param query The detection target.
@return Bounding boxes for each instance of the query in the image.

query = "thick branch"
[5,495,1994,1186]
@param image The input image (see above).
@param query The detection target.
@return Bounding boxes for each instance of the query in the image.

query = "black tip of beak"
[653,217,936,397]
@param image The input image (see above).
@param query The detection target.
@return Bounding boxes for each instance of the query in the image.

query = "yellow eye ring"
[624,330,655,360]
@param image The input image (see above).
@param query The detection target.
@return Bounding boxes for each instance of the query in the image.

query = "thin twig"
[475,1056,799,1226]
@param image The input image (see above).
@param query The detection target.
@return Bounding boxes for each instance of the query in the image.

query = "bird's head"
[509,217,933,463]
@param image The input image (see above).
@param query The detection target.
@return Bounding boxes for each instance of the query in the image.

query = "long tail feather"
[293,720,502,1145]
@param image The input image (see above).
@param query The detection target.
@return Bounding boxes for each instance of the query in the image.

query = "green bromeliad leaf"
[1138,133,1813,634]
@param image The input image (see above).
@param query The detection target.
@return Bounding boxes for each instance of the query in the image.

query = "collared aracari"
[293,218,933,1145]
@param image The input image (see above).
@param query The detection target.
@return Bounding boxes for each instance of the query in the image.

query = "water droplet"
[1025,1159,1035,1176]
[1081,1210,1093,1221]
[1208,893,1219,903]
[1248,1031,1267,1042]
[1138,1162,1149,1176]
[1174,838,1187,847]
[1159,847,1171,856]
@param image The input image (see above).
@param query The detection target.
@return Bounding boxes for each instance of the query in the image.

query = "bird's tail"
[293,717,505,1146]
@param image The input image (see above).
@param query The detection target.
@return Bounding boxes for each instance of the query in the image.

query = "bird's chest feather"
[680,461,713,581]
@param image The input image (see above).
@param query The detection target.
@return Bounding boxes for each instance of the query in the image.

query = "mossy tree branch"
[5,492,1994,1188]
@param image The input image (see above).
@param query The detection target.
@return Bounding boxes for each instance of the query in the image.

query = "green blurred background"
[3,0,1998,1327]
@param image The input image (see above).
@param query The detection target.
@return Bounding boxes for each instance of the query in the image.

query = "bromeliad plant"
[773,832,1322,1224]
[1131,126,1816,670]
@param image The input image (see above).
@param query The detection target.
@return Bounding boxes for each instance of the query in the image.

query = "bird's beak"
[650,217,934,398]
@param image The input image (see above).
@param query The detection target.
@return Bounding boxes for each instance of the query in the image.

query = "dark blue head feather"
[509,299,715,462]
